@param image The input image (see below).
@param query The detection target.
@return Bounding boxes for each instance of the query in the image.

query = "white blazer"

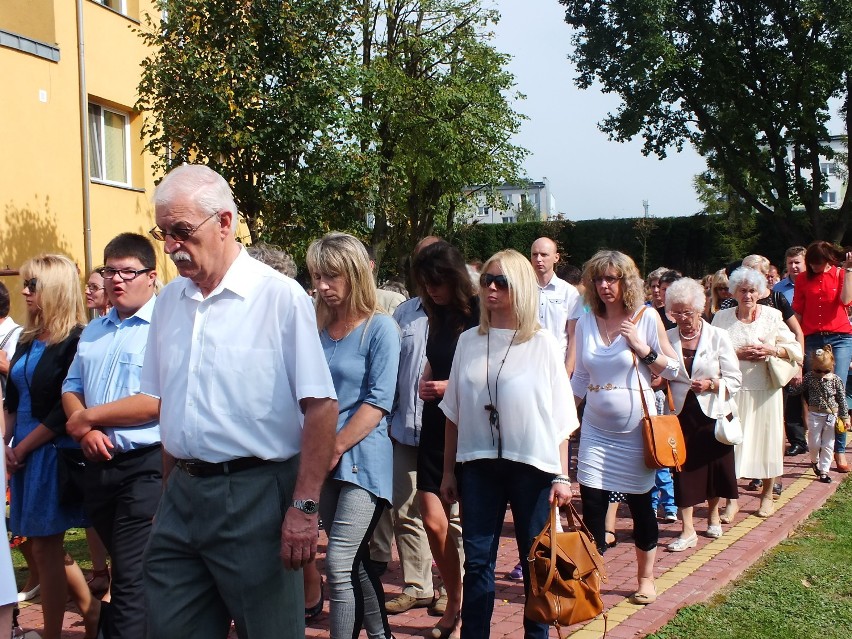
[667,320,742,419]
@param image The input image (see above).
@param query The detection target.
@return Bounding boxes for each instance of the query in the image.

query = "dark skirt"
[673,391,738,507]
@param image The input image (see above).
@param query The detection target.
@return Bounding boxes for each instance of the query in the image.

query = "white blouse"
[440,327,578,474]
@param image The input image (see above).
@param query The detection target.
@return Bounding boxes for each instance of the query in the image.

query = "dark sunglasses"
[23,278,37,293]
[815,368,832,374]
[479,273,509,290]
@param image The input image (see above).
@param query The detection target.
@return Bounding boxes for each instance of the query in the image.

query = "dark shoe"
[785,443,807,456]
[819,473,833,483]
[507,563,524,581]
[305,579,324,621]
[429,614,461,639]
[747,479,763,491]
[605,530,618,548]
[773,482,782,498]
[385,592,435,614]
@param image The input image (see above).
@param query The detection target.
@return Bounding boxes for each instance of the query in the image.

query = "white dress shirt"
[140,248,337,462]
[536,273,579,358]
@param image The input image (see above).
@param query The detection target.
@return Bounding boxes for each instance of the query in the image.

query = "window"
[95,0,125,12]
[501,215,516,224]
[820,162,838,176]
[88,103,129,185]
[821,191,837,205]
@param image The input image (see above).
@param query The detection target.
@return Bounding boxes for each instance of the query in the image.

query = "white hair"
[728,266,768,296]
[665,278,706,314]
[153,164,238,236]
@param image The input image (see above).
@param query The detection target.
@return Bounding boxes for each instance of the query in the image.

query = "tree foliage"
[136,0,527,272]
[560,0,852,243]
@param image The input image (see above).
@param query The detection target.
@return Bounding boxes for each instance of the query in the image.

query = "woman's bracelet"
[551,474,571,485]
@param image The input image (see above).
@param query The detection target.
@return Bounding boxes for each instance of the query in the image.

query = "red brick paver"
[15,453,843,638]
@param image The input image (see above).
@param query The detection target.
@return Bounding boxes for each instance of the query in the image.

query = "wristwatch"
[291,499,319,515]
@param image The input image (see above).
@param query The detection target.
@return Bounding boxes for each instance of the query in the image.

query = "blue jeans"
[804,333,852,453]
[650,468,676,515]
[458,459,553,639]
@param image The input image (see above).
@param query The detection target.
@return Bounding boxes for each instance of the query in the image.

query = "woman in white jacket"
[666,278,743,550]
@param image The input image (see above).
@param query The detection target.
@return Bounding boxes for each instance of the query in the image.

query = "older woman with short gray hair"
[712,268,801,519]
[665,279,742,550]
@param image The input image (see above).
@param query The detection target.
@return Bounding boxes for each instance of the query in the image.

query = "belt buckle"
[180,460,202,477]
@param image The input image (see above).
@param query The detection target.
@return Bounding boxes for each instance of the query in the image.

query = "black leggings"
[580,484,658,553]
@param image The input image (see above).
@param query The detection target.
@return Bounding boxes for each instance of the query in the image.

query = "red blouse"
[792,266,852,335]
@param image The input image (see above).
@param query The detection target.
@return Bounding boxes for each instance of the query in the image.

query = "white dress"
[711,306,802,479]
[571,307,680,493]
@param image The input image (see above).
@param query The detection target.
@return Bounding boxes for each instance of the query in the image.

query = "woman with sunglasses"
[409,241,478,639]
[439,249,576,639]
[306,233,400,639]
[571,250,680,605]
[4,255,100,639]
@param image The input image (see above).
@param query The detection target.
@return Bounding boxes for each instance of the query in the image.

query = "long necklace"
[484,328,518,459]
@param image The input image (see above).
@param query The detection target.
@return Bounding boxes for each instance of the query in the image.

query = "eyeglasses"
[480,273,509,290]
[714,286,729,292]
[23,278,37,293]
[86,284,104,292]
[98,267,153,281]
[592,275,621,286]
[149,213,218,242]
[670,311,696,319]
[815,368,832,374]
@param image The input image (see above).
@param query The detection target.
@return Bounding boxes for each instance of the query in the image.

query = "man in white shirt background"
[530,237,580,365]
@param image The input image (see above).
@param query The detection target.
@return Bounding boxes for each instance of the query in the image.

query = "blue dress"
[8,340,88,537]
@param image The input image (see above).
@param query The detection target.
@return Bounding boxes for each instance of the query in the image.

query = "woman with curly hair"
[571,250,680,605]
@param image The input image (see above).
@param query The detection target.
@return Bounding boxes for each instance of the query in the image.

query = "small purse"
[767,355,798,388]
[713,379,743,445]
[634,353,687,471]
[525,503,607,637]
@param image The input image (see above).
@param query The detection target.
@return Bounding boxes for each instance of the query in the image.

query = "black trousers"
[82,444,163,639]
[579,484,658,553]
[784,389,807,448]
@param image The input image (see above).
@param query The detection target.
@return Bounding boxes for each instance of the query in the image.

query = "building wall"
[0,0,170,323]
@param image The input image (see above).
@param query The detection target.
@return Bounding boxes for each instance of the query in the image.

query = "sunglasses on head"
[479,273,509,290]
[23,278,37,293]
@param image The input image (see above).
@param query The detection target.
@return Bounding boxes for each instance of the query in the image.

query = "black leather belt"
[175,457,276,477]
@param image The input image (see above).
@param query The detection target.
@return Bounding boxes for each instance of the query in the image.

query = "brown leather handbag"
[525,503,607,636]
[634,352,687,471]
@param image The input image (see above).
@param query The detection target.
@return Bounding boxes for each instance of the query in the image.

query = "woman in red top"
[792,241,852,472]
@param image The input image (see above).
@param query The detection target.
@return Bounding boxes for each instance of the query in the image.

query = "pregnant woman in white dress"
[571,250,680,606]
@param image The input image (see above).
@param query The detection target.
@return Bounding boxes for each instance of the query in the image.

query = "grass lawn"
[11,528,92,590]
[648,479,852,639]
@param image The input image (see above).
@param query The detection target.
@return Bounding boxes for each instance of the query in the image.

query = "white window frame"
[94,0,127,15]
[88,102,131,187]
[821,191,837,205]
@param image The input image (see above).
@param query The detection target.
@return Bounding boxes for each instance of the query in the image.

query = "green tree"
[560,0,852,243]
[355,0,528,270]
[136,0,358,243]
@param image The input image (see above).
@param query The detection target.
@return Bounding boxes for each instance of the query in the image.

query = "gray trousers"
[321,480,390,639]
[143,458,302,639]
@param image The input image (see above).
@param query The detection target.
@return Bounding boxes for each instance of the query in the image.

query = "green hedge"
[452,212,813,278]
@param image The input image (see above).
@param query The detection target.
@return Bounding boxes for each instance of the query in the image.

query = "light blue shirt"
[321,313,400,503]
[772,277,795,305]
[389,298,428,446]
[63,296,160,453]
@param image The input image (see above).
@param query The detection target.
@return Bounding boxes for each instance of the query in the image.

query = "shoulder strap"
[630,308,675,413]
[0,325,21,351]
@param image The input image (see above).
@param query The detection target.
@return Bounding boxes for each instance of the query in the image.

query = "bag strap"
[715,378,726,418]
[0,325,21,351]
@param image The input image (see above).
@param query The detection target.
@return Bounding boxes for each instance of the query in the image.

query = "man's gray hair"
[153,164,238,236]
[665,278,706,314]
[247,242,297,278]
[728,266,768,296]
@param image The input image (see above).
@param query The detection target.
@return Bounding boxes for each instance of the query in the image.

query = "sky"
[491,1,707,221]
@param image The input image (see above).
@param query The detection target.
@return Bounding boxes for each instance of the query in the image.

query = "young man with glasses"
[62,233,161,639]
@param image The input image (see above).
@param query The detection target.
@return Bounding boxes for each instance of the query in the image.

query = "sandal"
[604,530,618,548]
[305,579,324,621]
[429,613,461,639]
[628,591,657,605]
